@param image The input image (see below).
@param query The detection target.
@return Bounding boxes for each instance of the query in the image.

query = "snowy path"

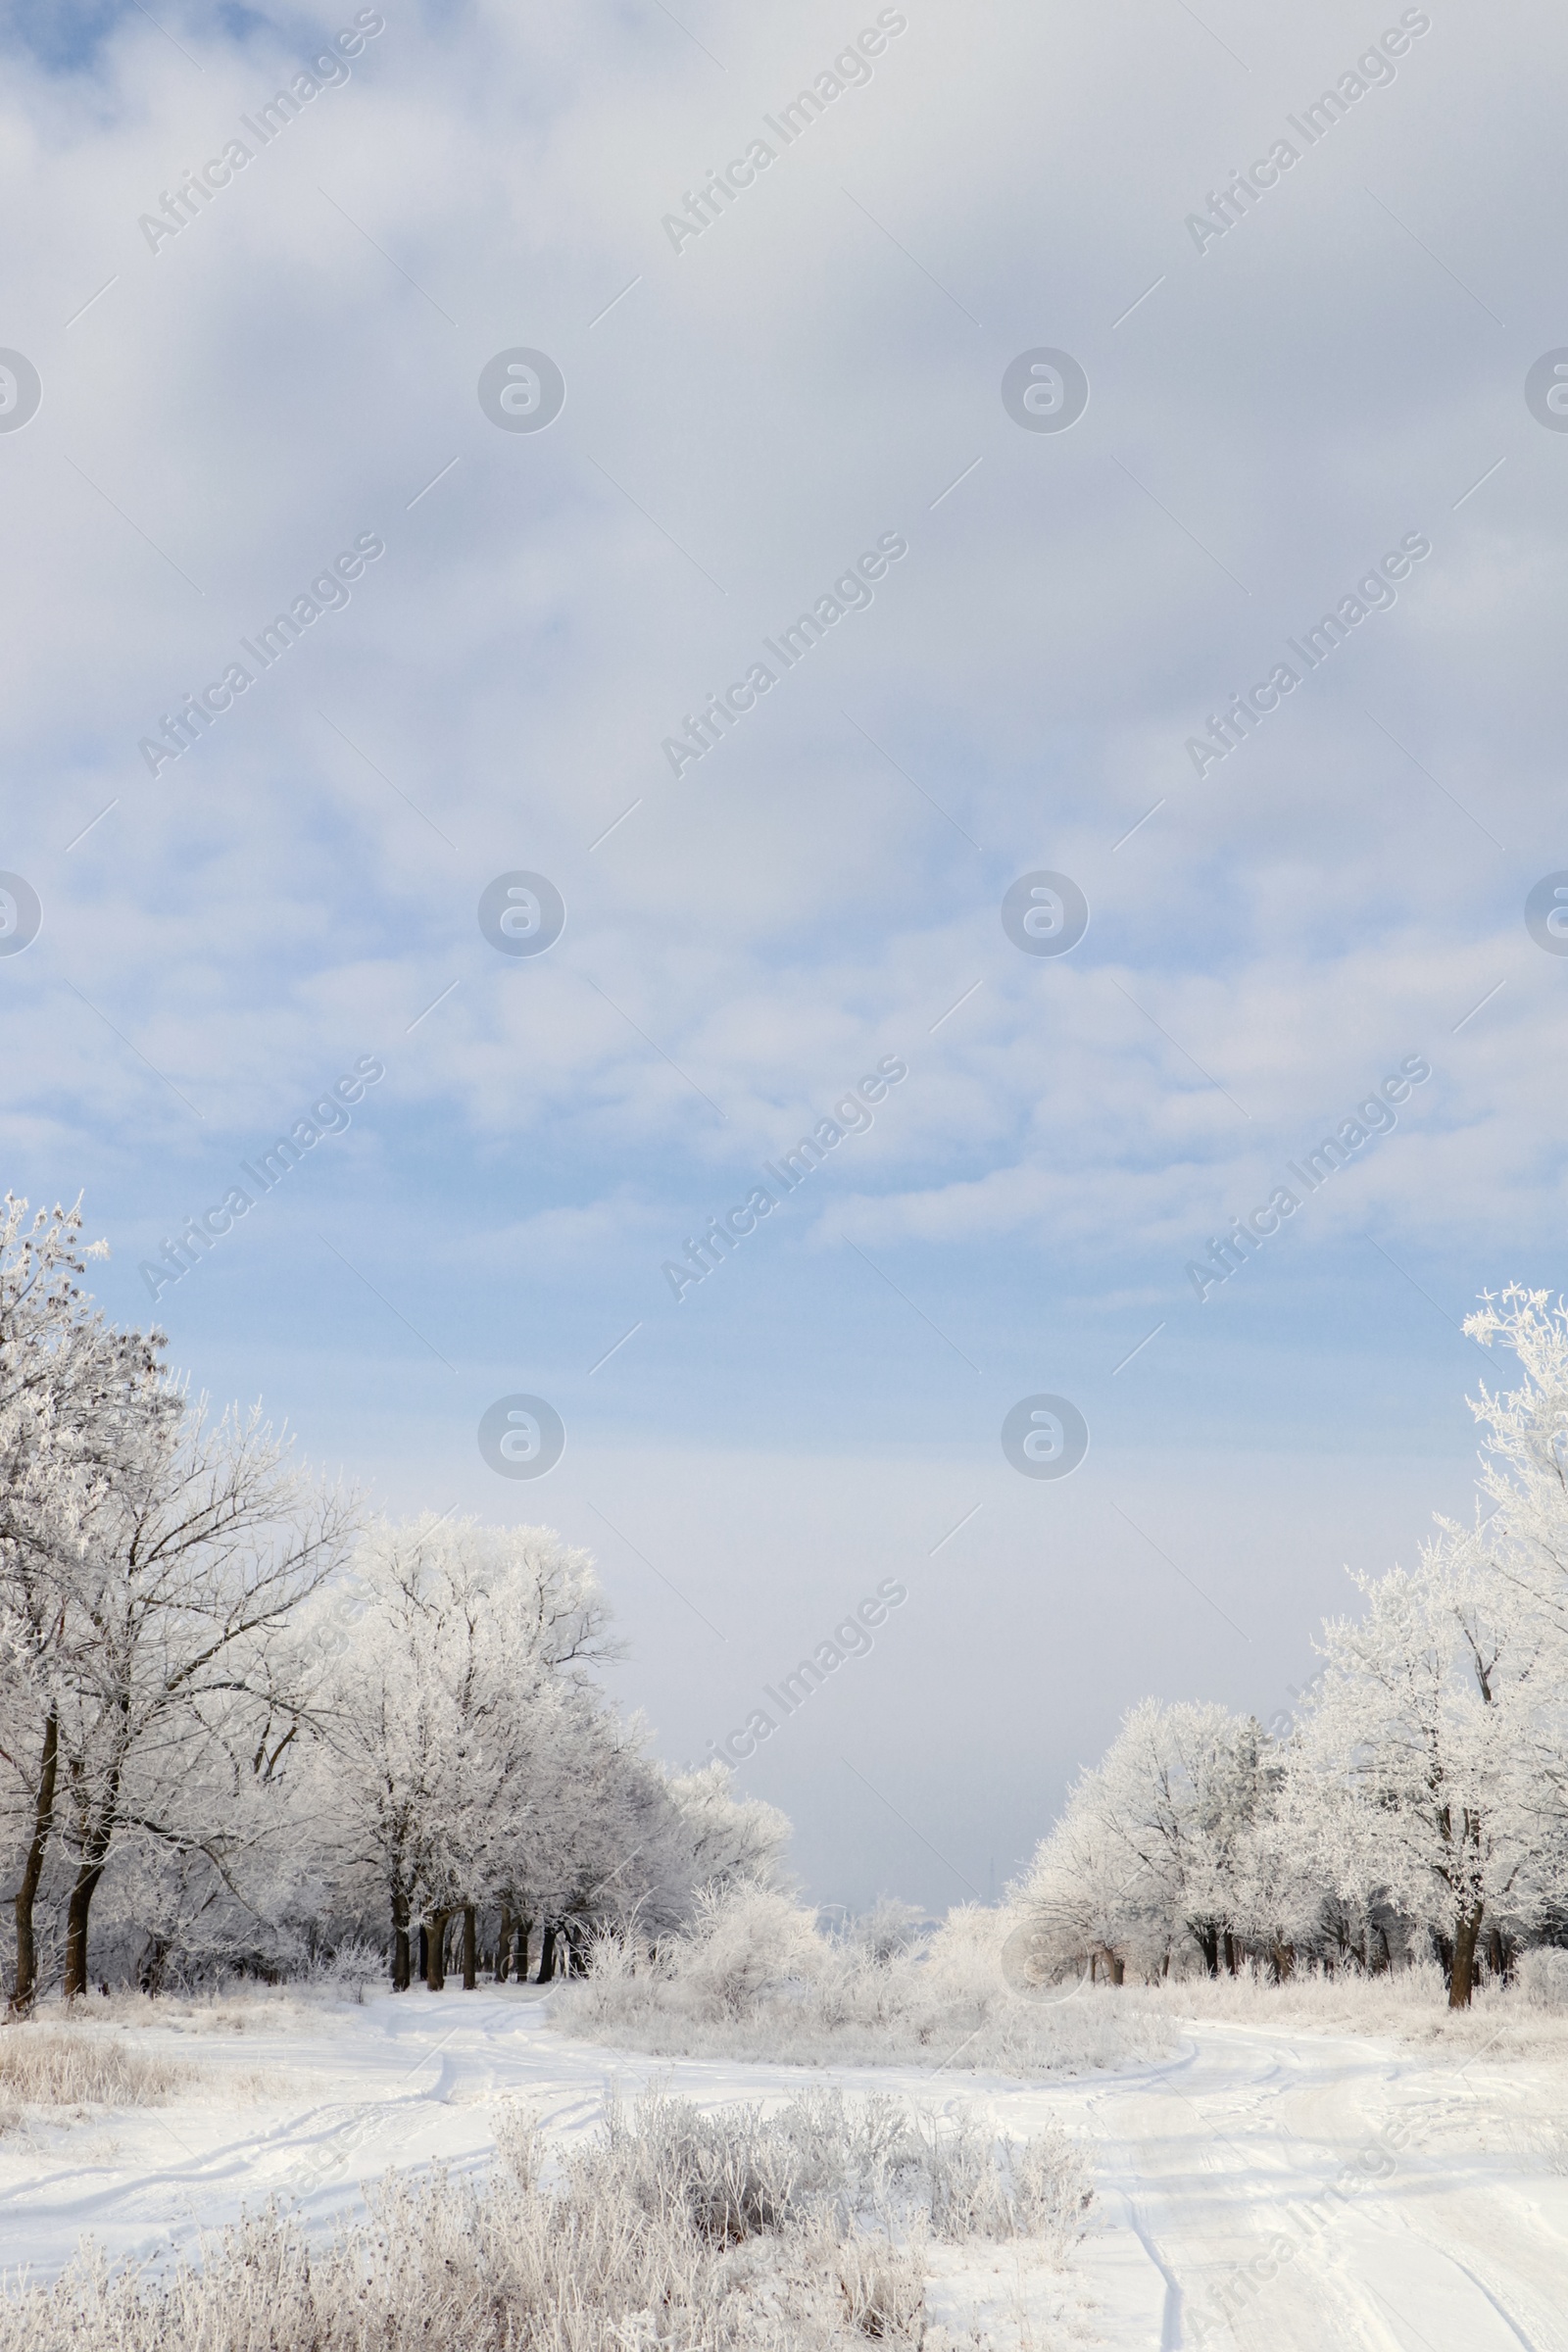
[1,1989,1565,2347]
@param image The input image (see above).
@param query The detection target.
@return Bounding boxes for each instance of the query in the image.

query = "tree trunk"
[391,1886,411,1991]
[64,1855,109,1999]
[138,1935,170,1995]
[424,1911,451,1991]
[496,1907,513,1982]
[1222,1930,1238,1977]
[10,1706,59,2017]
[463,1905,477,1989]
[1195,1923,1219,1978]
[535,1919,557,1983]
[1449,1901,1484,2009]
[417,1924,428,1983]
[63,1749,123,2002]
[516,1917,531,1983]
[1271,1939,1296,1983]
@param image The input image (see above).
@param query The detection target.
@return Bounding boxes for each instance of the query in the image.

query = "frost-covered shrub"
[554,1886,1175,2076]
[668,1884,827,2019]
[0,2085,1089,2351]
[1516,1946,1568,2011]
[301,1936,385,2000]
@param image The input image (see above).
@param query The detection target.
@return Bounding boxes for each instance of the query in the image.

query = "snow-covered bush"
[285,1936,386,2002]
[553,1885,1175,2076]
[669,1883,827,2018]
[1516,1946,1568,2011]
[0,2085,1089,2351]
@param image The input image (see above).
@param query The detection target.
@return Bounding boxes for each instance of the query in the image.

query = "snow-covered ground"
[1,1987,1565,2348]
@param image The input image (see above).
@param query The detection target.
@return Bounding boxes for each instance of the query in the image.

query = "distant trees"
[309,1513,621,1989]
[1015,1288,1568,2007]
[0,1192,788,2006]
[1016,1700,1267,1986]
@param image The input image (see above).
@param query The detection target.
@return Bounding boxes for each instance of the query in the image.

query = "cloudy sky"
[2,0,1564,1909]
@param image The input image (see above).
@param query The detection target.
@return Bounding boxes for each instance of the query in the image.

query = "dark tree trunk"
[516,1917,531,1983]
[463,1905,477,1989]
[138,1935,170,1994]
[1271,1939,1296,1983]
[1195,1923,1219,1978]
[496,1907,513,1982]
[65,1854,109,1999]
[535,1919,557,1983]
[1449,1901,1484,2008]
[64,1751,123,2001]
[1222,1931,1238,1977]
[391,1886,411,1991]
[1486,1925,1508,1983]
[424,1911,451,1990]
[417,1924,428,1983]
[10,1706,59,2016]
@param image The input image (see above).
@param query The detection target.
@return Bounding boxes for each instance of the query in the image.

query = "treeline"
[1017,1288,1568,2008]
[0,1195,785,2008]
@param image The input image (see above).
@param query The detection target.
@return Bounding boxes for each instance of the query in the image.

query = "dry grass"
[1134,1959,1568,2066]
[0,2030,193,2122]
[0,2086,1091,2351]
[85,1984,318,2036]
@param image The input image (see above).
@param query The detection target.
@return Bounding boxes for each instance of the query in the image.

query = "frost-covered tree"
[1015,1700,1265,1981]
[310,1514,619,1988]
[1463,1287,1568,1643]
[1227,1738,1345,1978]
[1300,1534,1545,2005]
[1457,1290,1568,1868]
[662,1762,792,1906]
[0,1196,171,2011]
[50,1397,355,1995]
[1012,1763,1157,1982]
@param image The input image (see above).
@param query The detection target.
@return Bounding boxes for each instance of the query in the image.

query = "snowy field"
[1,1985,1565,2348]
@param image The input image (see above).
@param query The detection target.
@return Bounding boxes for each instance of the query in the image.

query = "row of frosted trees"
[1016,1288,1568,2008]
[0,1195,785,2008]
